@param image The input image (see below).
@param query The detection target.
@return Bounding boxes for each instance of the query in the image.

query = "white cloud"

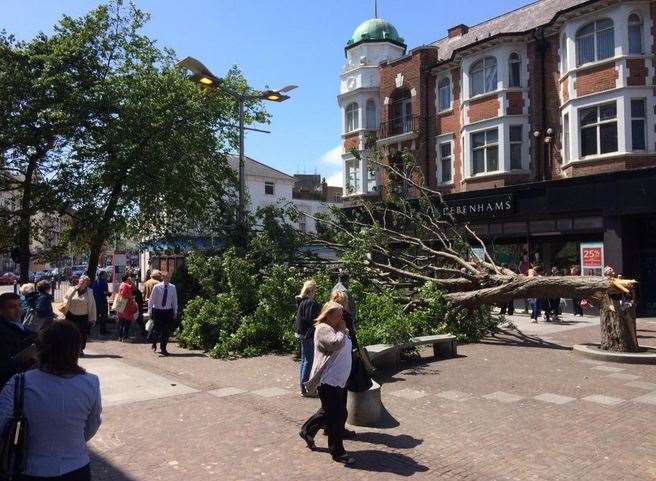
[325,170,343,188]
[317,144,342,166]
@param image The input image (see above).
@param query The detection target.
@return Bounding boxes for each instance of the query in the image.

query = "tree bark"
[599,294,639,352]
[17,156,38,283]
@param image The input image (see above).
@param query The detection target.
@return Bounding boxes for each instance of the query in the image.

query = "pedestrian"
[61,275,97,356]
[570,265,584,316]
[299,301,354,465]
[331,271,356,324]
[518,254,531,313]
[295,280,320,397]
[147,272,177,356]
[118,292,138,342]
[0,321,102,481]
[91,271,110,335]
[132,282,147,337]
[19,283,37,320]
[0,292,37,389]
[24,280,55,333]
[546,266,561,322]
[528,266,542,323]
[143,269,161,304]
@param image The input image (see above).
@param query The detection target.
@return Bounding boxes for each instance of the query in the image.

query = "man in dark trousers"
[147,272,178,356]
[0,292,37,388]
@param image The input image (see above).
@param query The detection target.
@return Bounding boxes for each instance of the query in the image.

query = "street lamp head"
[199,76,215,85]
[176,56,222,87]
[261,90,290,102]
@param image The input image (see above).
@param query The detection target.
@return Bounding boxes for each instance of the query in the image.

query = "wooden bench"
[364,334,457,370]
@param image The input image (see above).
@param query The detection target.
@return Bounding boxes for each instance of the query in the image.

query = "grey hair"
[151,269,162,280]
[19,283,36,295]
[79,275,91,284]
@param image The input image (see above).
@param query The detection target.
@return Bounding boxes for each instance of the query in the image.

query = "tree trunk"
[17,158,38,283]
[599,294,639,352]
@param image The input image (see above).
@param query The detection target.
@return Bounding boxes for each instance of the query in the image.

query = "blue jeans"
[529,298,542,320]
[299,336,314,392]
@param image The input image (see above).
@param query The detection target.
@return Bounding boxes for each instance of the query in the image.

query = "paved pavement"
[78,316,656,481]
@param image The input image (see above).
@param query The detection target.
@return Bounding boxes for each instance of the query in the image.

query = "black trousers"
[300,384,347,458]
[572,298,584,316]
[17,464,90,481]
[148,308,174,351]
[96,299,108,333]
[66,313,90,351]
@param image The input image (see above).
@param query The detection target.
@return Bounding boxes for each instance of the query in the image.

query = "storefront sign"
[580,242,604,276]
[442,194,514,219]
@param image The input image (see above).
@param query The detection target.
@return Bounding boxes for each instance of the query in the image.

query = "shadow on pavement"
[354,432,423,449]
[91,452,138,481]
[82,354,123,359]
[347,450,429,476]
[479,327,570,350]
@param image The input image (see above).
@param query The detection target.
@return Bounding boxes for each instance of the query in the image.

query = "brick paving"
[81,318,656,481]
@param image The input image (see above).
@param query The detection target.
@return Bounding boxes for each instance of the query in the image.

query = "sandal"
[299,431,316,451]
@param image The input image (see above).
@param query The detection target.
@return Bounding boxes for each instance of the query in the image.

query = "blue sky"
[4,0,530,186]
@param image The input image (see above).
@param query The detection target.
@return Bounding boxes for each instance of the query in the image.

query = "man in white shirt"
[147,272,178,356]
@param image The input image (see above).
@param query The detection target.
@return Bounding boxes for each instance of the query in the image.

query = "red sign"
[582,247,603,268]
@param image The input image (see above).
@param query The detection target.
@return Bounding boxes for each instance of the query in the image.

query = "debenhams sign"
[441,194,514,219]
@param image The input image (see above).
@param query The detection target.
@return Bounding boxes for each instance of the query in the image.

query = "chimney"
[448,24,469,38]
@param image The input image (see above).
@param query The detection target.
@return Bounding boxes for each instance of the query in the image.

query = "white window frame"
[470,56,497,97]
[345,102,359,132]
[630,98,646,152]
[563,113,570,163]
[508,53,521,88]
[509,125,523,170]
[365,99,377,130]
[575,19,615,66]
[560,34,568,74]
[365,156,378,192]
[628,13,644,55]
[437,76,452,112]
[264,181,275,196]
[578,101,618,158]
[437,138,454,184]
[471,128,499,175]
[345,158,361,195]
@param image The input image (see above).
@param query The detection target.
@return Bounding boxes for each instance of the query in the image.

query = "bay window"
[345,102,359,132]
[470,57,497,97]
[563,113,570,163]
[366,100,377,130]
[628,14,643,55]
[508,53,521,88]
[438,141,453,183]
[471,128,499,175]
[346,159,361,194]
[579,102,617,157]
[366,161,378,192]
[509,125,523,169]
[438,77,451,111]
[631,98,646,151]
[576,19,614,66]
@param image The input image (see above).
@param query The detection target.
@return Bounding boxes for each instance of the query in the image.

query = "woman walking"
[294,280,320,397]
[61,276,97,355]
[24,280,55,332]
[528,266,542,323]
[300,301,354,465]
[0,321,102,481]
[117,292,138,342]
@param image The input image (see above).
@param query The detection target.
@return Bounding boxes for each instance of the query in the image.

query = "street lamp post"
[176,56,297,239]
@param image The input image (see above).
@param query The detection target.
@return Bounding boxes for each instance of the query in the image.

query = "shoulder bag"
[0,373,29,478]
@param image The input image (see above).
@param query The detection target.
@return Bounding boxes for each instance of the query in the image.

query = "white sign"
[580,242,604,276]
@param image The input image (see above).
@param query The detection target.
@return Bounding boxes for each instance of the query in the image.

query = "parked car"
[0,272,18,285]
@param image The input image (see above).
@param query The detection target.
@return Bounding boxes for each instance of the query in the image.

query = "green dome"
[346,18,405,48]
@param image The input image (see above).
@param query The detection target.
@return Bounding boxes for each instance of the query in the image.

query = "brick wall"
[563,155,656,177]
[468,95,500,122]
[461,172,531,191]
[343,132,359,151]
[627,58,648,86]
[560,79,569,103]
[574,61,618,96]
[506,91,524,115]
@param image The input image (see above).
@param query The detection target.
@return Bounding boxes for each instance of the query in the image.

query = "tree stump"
[599,294,639,353]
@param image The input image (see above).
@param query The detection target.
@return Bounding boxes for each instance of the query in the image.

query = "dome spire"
[374,0,378,19]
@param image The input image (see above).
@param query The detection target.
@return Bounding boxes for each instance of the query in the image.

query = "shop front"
[442,167,656,315]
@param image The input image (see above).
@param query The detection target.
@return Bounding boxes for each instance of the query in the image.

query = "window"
[576,19,614,66]
[390,89,413,134]
[345,102,359,132]
[366,161,378,192]
[298,214,307,232]
[509,125,523,169]
[438,77,451,111]
[631,98,646,151]
[470,57,497,97]
[471,128,499,175]
[628,14,643,55]
[264,182,275,195]
[561,34,568,72]
[508,53,521,88]
[579,102,617,157]
[366,100,377,130]
[438,141,453,183]
[563,113,570,162]
[346,159,360,194]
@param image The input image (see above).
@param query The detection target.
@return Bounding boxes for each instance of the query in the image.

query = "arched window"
[470,57,497,97]
[365,100,377,130]
[576,19,614,65]
[508,53,521,88]
[345,102,359,132]
[628,14,644,55]
[438,77,451,111]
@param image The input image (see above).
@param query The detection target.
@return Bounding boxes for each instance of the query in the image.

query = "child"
[118,293,138,342]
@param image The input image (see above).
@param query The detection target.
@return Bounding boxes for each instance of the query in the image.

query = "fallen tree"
[302,148,638,352]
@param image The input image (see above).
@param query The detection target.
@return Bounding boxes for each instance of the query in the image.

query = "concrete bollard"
[347,380,383,427]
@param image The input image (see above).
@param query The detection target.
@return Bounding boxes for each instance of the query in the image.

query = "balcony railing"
[379,114,421,139]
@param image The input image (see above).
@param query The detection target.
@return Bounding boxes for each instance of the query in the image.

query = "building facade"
[339,0,656,314]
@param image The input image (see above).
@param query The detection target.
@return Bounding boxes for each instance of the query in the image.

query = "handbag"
[0,373,28,478]
[111,294,127,314]
[145,319,154,333]
[346,348,373,393]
